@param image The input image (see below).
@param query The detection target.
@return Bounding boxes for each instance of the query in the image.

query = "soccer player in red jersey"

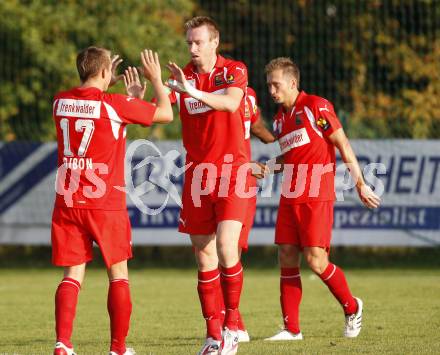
[231,87,276,342]
[51,47,172,355]
[165,16,253,355]
[255,57,381,341]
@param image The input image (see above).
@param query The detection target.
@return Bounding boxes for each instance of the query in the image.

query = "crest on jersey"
[226,74,235,84]
[214,74,224,86]
[317,117,331,131]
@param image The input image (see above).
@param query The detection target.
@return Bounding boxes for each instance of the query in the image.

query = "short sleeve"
[225,62,248,92]
[312,99,342,137]
[246,88,260,124]
[103,93,156,126]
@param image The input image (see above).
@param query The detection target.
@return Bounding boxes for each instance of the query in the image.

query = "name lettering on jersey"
[56,99,101,118]
[63,157,94,170]
[278,128,310,153]
[184,88,226,115]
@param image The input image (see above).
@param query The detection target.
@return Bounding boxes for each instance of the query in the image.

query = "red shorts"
[238,176,257,252]
[178,171,252,235]
[275,201,334,250]
[51,207,132,268]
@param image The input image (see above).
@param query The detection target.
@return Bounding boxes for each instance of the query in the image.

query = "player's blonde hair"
[184,16,220,40]
[76,46,111,82]
[265,57,300,87]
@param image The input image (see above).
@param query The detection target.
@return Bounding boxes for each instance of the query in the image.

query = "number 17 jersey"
[53,86,156,210]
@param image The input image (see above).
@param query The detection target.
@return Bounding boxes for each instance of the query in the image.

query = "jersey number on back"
[59,118,95,157]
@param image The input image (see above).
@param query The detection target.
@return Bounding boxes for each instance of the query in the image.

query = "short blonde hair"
[265,57,300,87]
[184,16,220,40]
[76,46,111,82]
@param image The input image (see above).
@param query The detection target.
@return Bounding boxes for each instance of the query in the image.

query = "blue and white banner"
[0,140,439,246]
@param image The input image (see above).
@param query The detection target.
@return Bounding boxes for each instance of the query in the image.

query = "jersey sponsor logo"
[56,99,101,119]
[226,74,235,84]
[278,127,310,153]
[317,117,331,131]
[214,74,225,86]
[184,88,225,115]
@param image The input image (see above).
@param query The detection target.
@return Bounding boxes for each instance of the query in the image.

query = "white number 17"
[60,118,95,157]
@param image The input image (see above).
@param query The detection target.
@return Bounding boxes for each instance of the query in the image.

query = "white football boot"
[344,297,363,338]
[237,329,250,342]
[220,327,239,355]
[53,342,76,355]
[109,347,135,355]
[264,329,303,341]
[197,337,221,355]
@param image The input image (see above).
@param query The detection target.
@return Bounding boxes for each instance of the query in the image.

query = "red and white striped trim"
[221,267,243,278]
[281,274,301,279]
[60,280,80,291]
[198,274,220,283]
[323,264,337,281]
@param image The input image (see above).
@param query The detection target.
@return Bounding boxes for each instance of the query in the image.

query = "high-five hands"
[141,49,162,83]
[123,67,146,99]
[110,55,124,87]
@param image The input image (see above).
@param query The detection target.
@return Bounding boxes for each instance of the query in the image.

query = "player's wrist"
[184,81,204,100]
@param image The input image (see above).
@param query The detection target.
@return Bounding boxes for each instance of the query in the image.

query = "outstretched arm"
[140,50,173,124]
[166,62,243,113]
[328,128,381,208]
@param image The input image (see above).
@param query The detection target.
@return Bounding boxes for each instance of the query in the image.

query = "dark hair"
[184,16,220,40]
[265,57,300,87]
[76,46,111,82]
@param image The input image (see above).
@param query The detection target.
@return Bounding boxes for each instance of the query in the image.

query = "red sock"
[319,263,357,315]
[198,269,222,340]
[55,277,81,348]
[108,279,132,354]
[220,262,243,331]
[217,273,226,327]
[280,267,302,334]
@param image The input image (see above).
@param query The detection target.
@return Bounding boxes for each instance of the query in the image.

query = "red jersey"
[241,87,260,160]
[273,91,342,204]
[53,87,156,210]
[169,55,248,174]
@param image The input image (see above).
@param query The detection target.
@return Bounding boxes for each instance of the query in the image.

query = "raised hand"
[109,54,124,86]
[357,184,381,209]
[123,66,146,99]
[140,49,162,83]
[166,62,188,93]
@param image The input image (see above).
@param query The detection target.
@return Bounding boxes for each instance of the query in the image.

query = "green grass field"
[1,268,439,354]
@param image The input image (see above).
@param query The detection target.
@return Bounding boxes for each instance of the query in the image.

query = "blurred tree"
[0,0,193,141]
[197,0,440,138]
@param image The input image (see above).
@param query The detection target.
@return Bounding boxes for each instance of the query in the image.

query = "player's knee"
[217,244,239,268]
[278,245,299,267]
[305,254,326,274]
[195,248,219,270]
